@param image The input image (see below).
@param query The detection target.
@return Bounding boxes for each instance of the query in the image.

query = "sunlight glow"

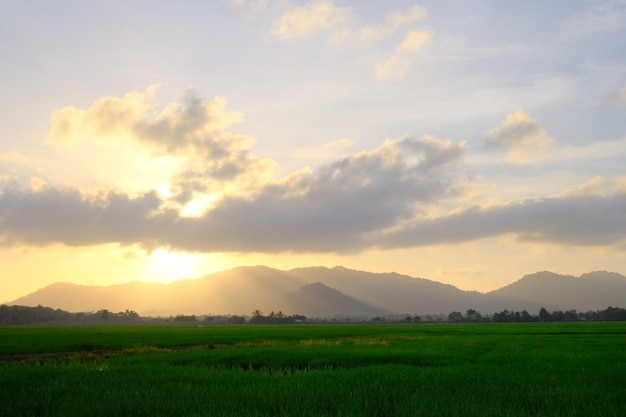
[148,249,205,283]
[180,194,218,217]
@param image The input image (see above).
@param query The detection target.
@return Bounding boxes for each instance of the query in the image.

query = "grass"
[1,323,625,416]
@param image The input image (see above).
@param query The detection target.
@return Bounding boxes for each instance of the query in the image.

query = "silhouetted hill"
[488,270,626,311]
[285,266,488,314]
[9,281,168,314]
[9,267,626,317]
[275,282,388,318]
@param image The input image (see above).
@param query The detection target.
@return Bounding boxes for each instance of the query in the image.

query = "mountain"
[9,267,626,317]
[488,271,626,311]
[275,282,388,318]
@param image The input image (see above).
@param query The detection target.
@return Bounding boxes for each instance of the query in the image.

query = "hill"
[9,267,626,317]
[488,271,626,311]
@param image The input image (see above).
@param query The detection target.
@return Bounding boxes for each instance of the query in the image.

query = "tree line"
[0,305,140,325]
[2,304,626,325]
[447,307,626,323]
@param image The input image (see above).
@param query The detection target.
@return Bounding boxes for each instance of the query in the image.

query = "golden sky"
[1,1,626,302]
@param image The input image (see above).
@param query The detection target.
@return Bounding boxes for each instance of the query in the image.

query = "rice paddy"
[1,323,624,416]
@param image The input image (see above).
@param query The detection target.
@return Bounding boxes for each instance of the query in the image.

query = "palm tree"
[250,309,264,324]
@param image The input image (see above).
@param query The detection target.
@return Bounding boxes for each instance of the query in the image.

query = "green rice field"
[1,323,625,416]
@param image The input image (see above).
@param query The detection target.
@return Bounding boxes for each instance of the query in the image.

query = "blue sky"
[1,0,625,301]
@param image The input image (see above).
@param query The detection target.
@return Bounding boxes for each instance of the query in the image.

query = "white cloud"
[272,0,351,40]
[484,110,555,164]
[360,5,427,42]
[43,87,275,204]
[376,30,431,80]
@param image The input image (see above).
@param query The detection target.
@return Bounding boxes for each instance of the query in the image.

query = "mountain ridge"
[9,266,626,317]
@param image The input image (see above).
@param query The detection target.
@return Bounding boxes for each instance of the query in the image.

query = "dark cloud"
[0,188,176,247]
[0,136,465,253]
[166,137,463,252]
[3,130,625,253]
[381,192,626,249]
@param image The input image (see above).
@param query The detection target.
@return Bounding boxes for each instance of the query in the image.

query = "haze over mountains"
[9,267,626,318]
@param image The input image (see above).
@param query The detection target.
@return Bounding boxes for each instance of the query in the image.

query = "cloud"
[3,135,626,254]
[380,184,626,249]
[376,30,431,80]
[0,136,465,253]
[553,176,626,198]
[0,187,173,248]
[45,86,244,154]
[272,0,351,40]
[484,110,555,163]
[601,85,626,109]
[270,3,431,79]
[360,5,427,42]
[173,136,465,252]
[43,87,275,203]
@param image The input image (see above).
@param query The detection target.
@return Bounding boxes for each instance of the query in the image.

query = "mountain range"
[9,267,626,317]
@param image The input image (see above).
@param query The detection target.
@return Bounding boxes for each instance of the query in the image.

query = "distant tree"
[97,309,111,321]
[539,307,550,322]
[465,309,482,322]
[448,311,463,323]
[493,310,514,323]
[249,310,265,324]
[174,315,197,322]
[520,310,533,322]
[227,315,246,324]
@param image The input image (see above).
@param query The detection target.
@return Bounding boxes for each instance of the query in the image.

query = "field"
[1,323,625,417]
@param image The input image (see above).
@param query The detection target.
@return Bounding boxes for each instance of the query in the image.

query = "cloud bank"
[2,88,625,255]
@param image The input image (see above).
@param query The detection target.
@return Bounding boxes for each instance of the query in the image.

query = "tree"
[227,315,246,324]
[249,309,264,324]
[465,309,482,322]
[539,307,550,322]
[97,309,111,321]
[448,311,463,323]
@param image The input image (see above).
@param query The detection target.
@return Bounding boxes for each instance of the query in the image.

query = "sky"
[1,0,626,302]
